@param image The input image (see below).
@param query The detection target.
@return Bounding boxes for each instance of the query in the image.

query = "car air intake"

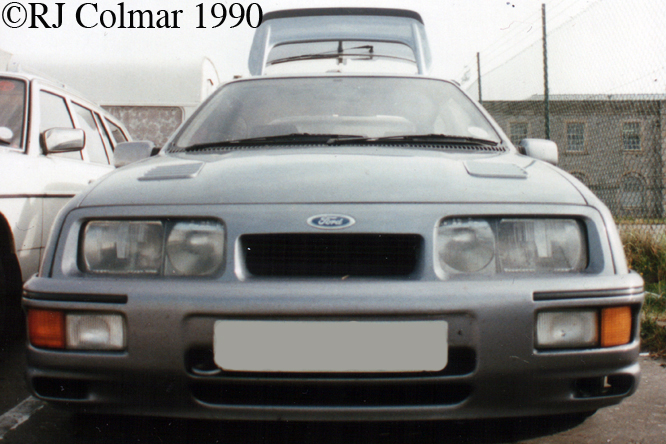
[190,381,472,407]
[241,233,422,278]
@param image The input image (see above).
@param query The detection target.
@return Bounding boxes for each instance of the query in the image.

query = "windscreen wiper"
[325,134,500,146]
[268,52,415,67]
[266,41,417,67]
[180,133,367,152]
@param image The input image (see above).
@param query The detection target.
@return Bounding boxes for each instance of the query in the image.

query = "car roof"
[220,72,462,89]
[248,8,432,76]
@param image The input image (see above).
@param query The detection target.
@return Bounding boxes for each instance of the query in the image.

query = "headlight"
[436,218,587,277]
[437,219,495,273]
[81,219,225,276]
[82,221,164,274]
[166,221,225,276]
[497,219,587,272]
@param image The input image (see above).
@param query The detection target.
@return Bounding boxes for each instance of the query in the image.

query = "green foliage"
[641,292,666,356]
[621,230,666,283]
[644,284,666,311]
[620,230,666,355]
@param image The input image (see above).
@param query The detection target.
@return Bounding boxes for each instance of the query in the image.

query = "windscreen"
[0,78,26,149]
[171,76,501,151]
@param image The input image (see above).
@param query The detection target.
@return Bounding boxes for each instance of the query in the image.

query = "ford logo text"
[307,214,356,230]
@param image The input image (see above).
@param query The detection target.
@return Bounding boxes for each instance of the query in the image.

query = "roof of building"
[528,94,666,101]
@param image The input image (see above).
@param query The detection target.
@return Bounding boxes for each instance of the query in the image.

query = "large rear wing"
[248,8,432,76]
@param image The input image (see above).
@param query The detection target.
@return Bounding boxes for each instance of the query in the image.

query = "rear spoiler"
[248,8,432,75]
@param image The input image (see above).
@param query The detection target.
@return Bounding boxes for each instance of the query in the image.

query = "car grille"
[241,233,422,278]
[187,347,475,406]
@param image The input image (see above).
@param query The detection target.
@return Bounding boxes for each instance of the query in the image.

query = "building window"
[623,122,641,151]
[566,123,585,152]
[510,122,528,145]
[620,174,645,210]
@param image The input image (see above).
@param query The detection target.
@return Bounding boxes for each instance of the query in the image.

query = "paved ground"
[0,327,28,416]
[520,356,666,444]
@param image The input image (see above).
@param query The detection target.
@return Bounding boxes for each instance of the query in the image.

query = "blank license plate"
[213,320,448,372]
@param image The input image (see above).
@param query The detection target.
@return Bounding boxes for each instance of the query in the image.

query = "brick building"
[484,95,666,218]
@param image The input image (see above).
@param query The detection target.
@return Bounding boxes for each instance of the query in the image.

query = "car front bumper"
[23,273,643,421]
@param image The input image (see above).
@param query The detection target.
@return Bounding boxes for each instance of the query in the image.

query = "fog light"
[66,314,126,350]
[601,306,632,347]
[536,310,598,349]
[28,309,65,349]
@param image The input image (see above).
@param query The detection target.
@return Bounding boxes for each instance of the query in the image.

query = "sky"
[1,0,664,101]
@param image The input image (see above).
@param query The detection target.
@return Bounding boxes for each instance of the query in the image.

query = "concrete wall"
[104,106,184,148]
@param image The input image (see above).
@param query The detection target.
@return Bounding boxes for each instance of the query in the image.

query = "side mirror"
[114,141,155,168]
[519,138,558,166]
[42,128,85,153]
[0,127,14,145]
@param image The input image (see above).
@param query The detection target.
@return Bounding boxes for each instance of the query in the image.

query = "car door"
[32,85,115,268]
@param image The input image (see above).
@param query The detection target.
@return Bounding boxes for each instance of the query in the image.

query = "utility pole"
[542,3,550,139]
[477,52,482,104]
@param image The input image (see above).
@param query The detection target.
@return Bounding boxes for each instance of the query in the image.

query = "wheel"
[0,253,23,345]
[0,256,9,346]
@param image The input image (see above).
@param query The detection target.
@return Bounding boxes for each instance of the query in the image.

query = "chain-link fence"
[460,0,666,239]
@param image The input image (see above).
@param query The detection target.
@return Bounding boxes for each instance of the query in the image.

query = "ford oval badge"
[307,214,356,230]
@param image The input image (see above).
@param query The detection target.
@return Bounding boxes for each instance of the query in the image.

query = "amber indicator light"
[28,309,65,349]
[600,306,632,347]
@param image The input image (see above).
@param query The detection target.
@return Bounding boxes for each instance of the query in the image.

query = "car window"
[265,41,419,75]
[0,78,26,149]
[39,91,82,160]
[72,102,109,164]
[105,119,128,144]
[94,112,115,164]
[173,77,501,149]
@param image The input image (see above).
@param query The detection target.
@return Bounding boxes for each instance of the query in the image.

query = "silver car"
[23,8,643,421]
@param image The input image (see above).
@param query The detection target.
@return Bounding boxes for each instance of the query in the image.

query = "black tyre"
[0,257,9,346]
[0,254,23,345]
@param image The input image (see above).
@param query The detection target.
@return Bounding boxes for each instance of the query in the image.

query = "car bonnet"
[79,147,587,207]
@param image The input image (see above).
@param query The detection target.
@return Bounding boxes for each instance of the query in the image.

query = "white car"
[0,72,131,336]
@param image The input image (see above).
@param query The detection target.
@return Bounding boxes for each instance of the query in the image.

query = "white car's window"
[172,77,501,150]
[0,78,26,149]
[39,91,82,160]
[72,103,109,165]
[94,112,115,163]
[105,118,128,144]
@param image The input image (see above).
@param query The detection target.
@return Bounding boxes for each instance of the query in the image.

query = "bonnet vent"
[139,162,204,181]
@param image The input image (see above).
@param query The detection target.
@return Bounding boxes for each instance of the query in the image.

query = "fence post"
[477,52,482,104]
[661,100,666,217]
[542,3,550,140]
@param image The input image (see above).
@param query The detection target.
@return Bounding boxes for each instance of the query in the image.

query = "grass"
[615,218,666,225]
[641,288,666,356]
[620,229,666,356]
